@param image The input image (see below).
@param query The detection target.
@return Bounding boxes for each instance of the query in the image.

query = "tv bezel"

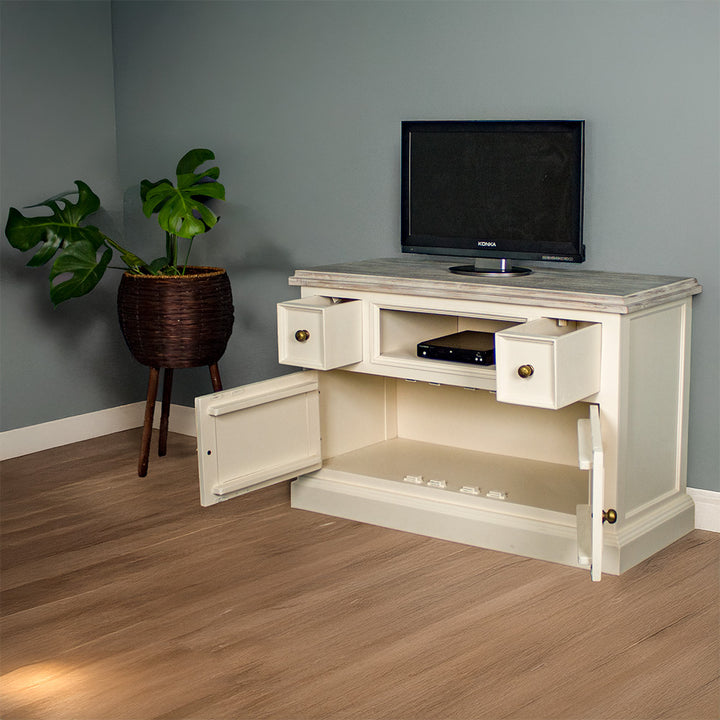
[401,120,586,268]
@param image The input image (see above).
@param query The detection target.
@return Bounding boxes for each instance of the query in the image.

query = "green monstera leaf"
[4,148,226,304]
[49,241,113,306]
[141,148,225,240]
[4,181,119,304]
[5,181,104,261]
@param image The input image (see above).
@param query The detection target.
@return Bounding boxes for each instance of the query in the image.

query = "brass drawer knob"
[603,509,617,524]
[517,364,534,379]
[294,329,310,343]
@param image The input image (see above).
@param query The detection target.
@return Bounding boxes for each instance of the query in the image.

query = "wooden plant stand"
[138,363,223,477]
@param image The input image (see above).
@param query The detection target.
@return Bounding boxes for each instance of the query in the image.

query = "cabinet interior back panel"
[394,381,587,467]
[378,310,457,356]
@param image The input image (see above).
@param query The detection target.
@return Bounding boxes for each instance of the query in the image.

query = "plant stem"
[181,238,195,274]
[166,232,178,268]
[103,236,154,274]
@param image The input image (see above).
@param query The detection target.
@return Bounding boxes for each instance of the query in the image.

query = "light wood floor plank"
[1,429,718,719]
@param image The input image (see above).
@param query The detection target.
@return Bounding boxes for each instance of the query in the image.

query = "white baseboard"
[2,407,718,534]
[159,403,197,437]
[687,488,720,533]
[0,403,197,461]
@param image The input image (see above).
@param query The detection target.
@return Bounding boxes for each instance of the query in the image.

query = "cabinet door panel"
[195,372,321,506]
[576,404,605,580]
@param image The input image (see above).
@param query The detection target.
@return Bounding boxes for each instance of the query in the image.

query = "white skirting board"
[1,405,718,534]
[0,403,197,460]
[688,488,720,533]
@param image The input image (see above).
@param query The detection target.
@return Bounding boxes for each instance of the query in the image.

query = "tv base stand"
[450,257,532,277]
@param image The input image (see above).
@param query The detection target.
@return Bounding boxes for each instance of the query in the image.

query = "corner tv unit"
[401,120,585,276]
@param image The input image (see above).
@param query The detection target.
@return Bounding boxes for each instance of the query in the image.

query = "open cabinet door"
[576,404,605,581]
[195,371,322,506]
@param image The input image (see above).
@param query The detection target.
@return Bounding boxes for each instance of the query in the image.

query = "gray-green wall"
[1,0,148,430]
[2,1,718,492]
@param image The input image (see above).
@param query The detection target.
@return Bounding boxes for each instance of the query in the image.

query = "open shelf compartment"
[370,305,524,389]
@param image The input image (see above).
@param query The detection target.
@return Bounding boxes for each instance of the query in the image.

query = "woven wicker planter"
[117,266,234,368]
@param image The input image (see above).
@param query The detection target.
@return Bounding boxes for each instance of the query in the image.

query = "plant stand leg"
[158,368,174,457]
[139,366,160,477]
[209,363,223,392]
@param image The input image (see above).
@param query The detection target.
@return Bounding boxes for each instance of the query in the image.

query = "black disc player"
[417,330,496,366]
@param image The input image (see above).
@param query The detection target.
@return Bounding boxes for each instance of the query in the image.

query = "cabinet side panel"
[624,303,687,514]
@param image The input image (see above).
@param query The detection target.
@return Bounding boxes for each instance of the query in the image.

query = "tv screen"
[401,120,585,275]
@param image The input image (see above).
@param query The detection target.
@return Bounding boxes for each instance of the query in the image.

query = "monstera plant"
[5,148,225,305]
[5,148,235,477]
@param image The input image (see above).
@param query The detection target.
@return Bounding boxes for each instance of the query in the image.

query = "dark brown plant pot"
[117,266,234,368]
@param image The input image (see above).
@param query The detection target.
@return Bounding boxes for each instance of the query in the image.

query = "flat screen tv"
[401,120,585,276]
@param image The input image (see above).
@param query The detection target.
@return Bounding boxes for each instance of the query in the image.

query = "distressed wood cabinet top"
[289,257,702,314]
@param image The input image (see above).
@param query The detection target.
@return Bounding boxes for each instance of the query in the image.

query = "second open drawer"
[495,318,601,409]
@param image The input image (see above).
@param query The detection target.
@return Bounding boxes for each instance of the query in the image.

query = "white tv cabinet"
[195,258,701,580]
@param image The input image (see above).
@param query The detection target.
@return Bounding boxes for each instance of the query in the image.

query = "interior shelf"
[372,351,498,378]
[321,437,587,518]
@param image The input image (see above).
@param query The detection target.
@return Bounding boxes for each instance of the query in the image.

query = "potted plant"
[5,148,234,475]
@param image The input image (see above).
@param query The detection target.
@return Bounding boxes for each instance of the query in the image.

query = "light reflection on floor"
[1,662,80,711]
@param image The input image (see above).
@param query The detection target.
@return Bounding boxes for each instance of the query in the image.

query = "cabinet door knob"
[294,329,310,343]
[603,509,617,524]
[517,364,534,379]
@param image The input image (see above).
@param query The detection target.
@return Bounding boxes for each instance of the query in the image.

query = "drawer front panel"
[496,319,601,409]
[278,297,362,370]
[279,305,328,367]
[495,338,557,408]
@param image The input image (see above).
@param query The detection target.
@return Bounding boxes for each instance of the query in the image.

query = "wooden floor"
[1,430,718,720]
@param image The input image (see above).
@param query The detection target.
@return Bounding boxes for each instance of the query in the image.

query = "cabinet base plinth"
[608,494,695,574]
[291,469,593,573]
[291,470,696,576]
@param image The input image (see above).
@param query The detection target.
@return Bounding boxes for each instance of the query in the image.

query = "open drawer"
[277,296,362,370]
[495,318,601,409]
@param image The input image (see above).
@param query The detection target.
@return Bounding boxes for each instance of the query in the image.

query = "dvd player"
[417,330,496,366]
